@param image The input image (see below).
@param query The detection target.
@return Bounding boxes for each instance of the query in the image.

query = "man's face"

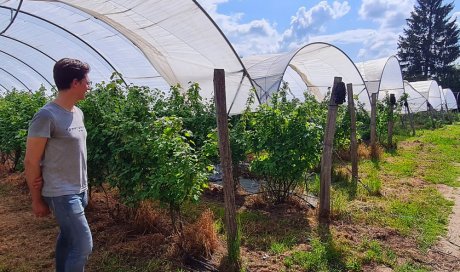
[74,75,91,100]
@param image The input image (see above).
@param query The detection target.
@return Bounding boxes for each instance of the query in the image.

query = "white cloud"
[197,0,280,56]
[359,0,414,29]
[197,0,229,14]
[353,0,416,60]
[309,29,376,45]
[198,0,352,56]
[279,1,351,51]
[196,0,415,61]
[358,30,400,59]
[223,19,281,56]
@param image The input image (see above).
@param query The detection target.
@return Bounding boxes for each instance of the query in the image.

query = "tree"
[398,0,460,88]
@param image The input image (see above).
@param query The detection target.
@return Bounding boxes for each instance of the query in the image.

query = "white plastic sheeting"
[355,56,404,101]
[442,88,458,110]
[409,80,443,111]
[0,0,256,114]
[242,42,370,108]
[403,81,428,113]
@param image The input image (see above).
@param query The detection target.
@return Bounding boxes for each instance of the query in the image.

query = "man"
[24,58,92,272]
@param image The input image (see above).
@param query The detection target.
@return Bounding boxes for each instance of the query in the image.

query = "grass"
[294,122,459,271]
[284,237,346,272]
[349,124,460,249]
[269,235,298,254]
[386,188,453,249]
[396,124,460,186]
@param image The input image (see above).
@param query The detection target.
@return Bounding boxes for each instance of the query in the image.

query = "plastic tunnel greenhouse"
[241,42,371,109]
[409,80,444,111]
[355,56,404,101]
[403,81,429,113]
[0,0,259,114]
[442,88,458,111]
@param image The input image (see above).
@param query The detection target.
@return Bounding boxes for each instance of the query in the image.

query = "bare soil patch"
[1,166,460,271]
[435,185,460,263]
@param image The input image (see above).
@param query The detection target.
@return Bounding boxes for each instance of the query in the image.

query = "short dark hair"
[53,58,90,91]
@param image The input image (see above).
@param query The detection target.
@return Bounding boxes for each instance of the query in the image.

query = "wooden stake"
[427,103,435,129]
[319,77,342,222]
[370,93,377,159]
[347,83,358,182]
[213,69,240,269]
[388,104,394,148]
[404,99,416,136]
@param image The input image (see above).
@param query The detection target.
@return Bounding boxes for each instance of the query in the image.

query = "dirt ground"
[435,184,460,259]
[1,165,460,271]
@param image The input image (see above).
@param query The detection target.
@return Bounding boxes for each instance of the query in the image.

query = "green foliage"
[0,88,48,171]
[156,83,216,149]
[243,88,323,203]
[375,94,401,146]
[79,78,212,234]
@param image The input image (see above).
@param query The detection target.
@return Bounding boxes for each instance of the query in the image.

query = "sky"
[196,0,460,63]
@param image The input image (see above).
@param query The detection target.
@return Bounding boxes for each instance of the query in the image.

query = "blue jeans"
[44,191,92,272]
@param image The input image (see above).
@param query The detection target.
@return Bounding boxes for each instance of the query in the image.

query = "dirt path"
[0,175,56,272]
[435,184,460,266]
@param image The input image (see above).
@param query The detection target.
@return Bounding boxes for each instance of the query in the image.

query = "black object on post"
[333,82,347,105]
[390,94,396,106]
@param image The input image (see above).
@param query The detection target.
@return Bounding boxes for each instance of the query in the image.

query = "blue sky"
[197,0,460,62]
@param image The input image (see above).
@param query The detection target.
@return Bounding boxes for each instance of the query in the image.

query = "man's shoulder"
[34,103,54,119]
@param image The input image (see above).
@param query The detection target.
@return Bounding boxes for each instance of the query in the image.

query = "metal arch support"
[0,35,57,62]
[0,50,54,87]
[0,82,10,92]
[0,6,128,87]
[193,0,259,104]
[227,71,247,115]
[0,67,32,92]
[0,0,23,35]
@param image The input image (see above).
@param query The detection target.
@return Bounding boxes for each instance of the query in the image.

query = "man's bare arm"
[24,137,50,217]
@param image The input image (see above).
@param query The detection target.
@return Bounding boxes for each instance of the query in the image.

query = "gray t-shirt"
[28,102,88,197]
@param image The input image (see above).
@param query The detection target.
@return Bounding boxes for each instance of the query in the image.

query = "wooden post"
[370,93,377,159]
[440,105,447,123]
[319,77,342,222]
[404,99,416,136]
[347,83,358,182]
[427,102,435,129]
[213,69,240,269]
[445,103,453,123]
[387,94,395,148]
[401,107,406,129]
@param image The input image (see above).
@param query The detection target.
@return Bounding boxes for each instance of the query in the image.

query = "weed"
[269,235,297,255]
[359,239,396,266]
[183,209,219,258]
[284,238,345,272]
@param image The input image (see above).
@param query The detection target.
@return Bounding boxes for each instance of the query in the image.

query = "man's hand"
[32,199,50,217]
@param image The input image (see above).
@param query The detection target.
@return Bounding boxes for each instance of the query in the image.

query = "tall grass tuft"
[183,209,219,258]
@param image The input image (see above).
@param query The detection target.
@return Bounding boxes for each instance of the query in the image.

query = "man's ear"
[71,78,79,88]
